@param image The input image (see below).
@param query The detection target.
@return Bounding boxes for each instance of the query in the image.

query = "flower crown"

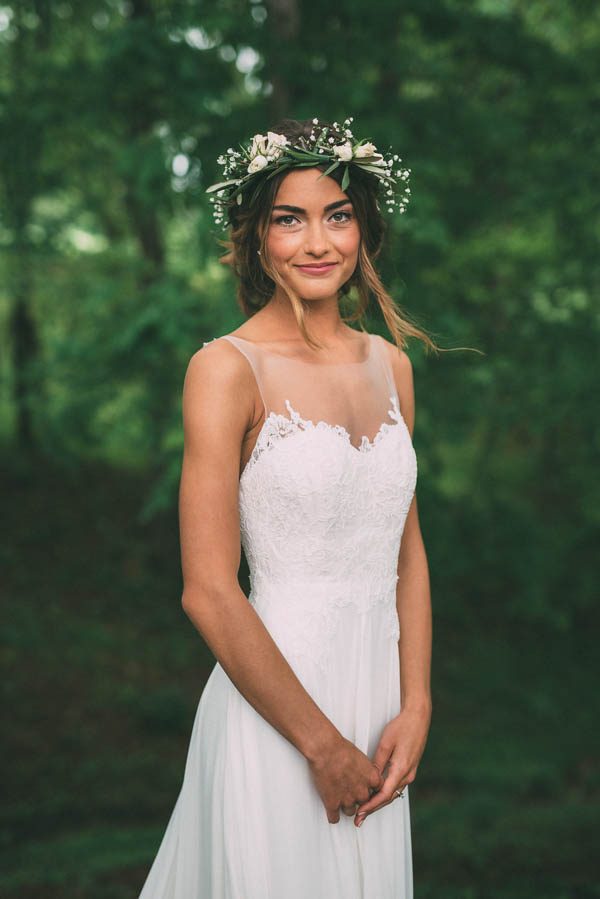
[205,117,411,230]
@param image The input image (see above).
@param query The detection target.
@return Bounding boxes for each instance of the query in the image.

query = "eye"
[330,210,353,223]
[273,214,299,227]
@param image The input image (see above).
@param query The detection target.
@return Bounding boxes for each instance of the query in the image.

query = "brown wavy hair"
[217,117,441,354]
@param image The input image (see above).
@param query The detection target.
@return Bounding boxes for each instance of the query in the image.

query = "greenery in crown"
[206,117,411,229]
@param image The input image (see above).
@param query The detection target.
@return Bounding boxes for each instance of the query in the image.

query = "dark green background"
[1,1,598,896]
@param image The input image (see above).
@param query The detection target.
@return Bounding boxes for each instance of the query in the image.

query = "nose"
[304,220,330,258]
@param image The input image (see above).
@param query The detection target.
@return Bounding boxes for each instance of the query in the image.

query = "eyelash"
[273,210,353,227]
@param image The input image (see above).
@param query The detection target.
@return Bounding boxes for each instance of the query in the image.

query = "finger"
[355,766,405,817]
[372,767,385,791]
[327,808,341,824]
[372,741,394,776]
[368,763,385,792]
[354,793,387,818]
[355,795,394,826]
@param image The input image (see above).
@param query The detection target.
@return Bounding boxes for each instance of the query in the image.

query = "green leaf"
[355,162,391,176]
[341,165,350,191]
[284,148,320,161]
[317,160,340,180]
[265,162,291,181]
[205,178,239,194]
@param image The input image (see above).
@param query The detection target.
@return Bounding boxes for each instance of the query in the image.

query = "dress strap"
[210,334,269,420]
[372,334,399,403]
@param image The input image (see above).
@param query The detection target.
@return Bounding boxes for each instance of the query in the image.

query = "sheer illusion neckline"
[239,395,407,483]
[224,331,374,366]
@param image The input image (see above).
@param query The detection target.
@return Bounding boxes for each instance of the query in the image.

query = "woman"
[138,117,434,898]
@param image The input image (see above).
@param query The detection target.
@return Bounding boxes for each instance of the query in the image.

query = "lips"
[295,263,338,275]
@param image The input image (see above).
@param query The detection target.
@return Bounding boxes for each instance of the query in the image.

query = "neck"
[261,289,348,343]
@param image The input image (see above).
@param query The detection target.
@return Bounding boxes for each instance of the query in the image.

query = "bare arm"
[393,349,432,714]
[179,342,383,822]
[354,343,432,826]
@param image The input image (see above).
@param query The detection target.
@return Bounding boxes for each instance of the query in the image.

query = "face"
[264,168,361,302]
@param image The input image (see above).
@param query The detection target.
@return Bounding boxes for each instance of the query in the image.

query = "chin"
[295,285,343,302]
[287,275,350,299]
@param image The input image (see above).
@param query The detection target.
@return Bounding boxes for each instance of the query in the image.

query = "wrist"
[300,722,343,764]
[401,695,432,715]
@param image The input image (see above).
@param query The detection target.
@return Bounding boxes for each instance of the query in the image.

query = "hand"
[307,735,384,824]
[354,703,431,828]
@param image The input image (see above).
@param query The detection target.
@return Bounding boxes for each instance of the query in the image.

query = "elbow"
[181,587,211,634]
[181,589,191,615]
[181,579,235,617]
[181,586,203,616]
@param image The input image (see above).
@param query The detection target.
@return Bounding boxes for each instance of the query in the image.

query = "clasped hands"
[308,706,430,828]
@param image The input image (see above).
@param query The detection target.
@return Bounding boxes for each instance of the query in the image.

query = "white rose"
[266,131,288,148]
[250,133,267,157]
[248,154,269,173]
[265,143,285,161]
[333,141,353,161]
[265,134,288,162]
[354,142,378,158]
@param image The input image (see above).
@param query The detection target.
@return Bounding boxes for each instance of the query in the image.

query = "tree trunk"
[6,5,42,449]
[264,0,300,121]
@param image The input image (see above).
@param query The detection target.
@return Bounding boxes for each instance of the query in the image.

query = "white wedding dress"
[138,331,418,898]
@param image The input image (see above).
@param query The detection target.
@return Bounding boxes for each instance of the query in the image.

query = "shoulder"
[377,334,413,380]
[185,335,256,382]
[377,335,415,436]
[182,337,256,438]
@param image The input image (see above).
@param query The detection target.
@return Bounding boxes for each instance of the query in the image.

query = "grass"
[1,449,597,898]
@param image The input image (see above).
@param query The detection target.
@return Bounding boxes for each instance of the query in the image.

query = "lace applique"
[284,396,404,452]
[242,395,406,483]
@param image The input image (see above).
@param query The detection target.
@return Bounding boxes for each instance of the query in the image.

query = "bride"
[138,116,434,898]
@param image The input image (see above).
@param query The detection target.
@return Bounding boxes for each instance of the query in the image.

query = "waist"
[248,570,399,605]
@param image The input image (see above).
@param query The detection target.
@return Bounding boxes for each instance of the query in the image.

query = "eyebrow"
[272,199,353,214]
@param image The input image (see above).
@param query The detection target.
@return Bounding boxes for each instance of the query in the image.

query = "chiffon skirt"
[138,582,413,899]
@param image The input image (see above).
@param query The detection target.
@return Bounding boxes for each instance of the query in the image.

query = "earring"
[257,250,261,256]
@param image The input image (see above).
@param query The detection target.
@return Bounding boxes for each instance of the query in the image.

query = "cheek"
[336,223,361,258]
[266,228,300,262]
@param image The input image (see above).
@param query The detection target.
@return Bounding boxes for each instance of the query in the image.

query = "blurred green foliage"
[1,0,598,896]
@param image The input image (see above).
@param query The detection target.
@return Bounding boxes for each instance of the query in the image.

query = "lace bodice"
[201,331,418,671]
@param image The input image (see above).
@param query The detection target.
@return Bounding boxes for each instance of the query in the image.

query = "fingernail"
[356,816,365,827]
